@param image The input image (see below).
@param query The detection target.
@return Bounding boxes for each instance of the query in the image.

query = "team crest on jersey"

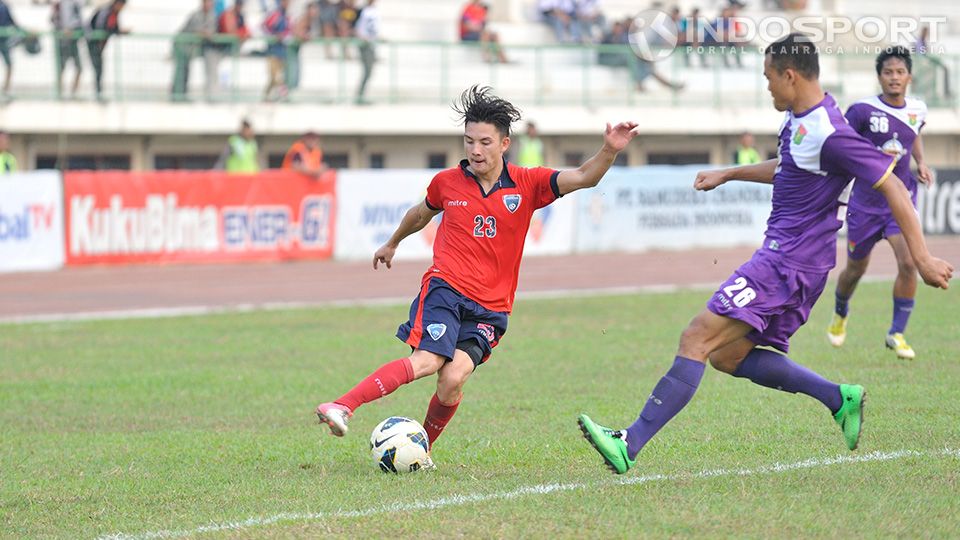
[908,113,918,126]
[503,194,522,213]
[427,323,447,341]
[792,124,808,145]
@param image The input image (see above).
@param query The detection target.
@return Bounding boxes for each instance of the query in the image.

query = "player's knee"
[708,352,742,374]
[678,316,713,359]
[436,367,468,401]
[897,257,917,277]
[408,350,445,379]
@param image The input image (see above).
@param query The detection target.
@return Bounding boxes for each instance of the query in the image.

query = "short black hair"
[452,85,522,138]
[876,45,912,75]
[765,33,819,79]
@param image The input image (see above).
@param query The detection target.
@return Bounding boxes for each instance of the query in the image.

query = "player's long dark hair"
[452,85,522,139]
[876,45,912,75]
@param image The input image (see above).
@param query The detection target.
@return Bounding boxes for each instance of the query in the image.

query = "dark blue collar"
[459,157,516,197]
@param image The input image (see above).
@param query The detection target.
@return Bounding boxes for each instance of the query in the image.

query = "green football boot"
[833,384,866,451]
[577,414,635,474]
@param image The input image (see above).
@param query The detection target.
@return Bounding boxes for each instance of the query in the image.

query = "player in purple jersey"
[827,47,934,359]
[577,34,954,475]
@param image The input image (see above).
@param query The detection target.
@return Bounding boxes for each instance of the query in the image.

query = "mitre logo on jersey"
[792,124,808,145]
[503,194,522,213]
[427,323,447,341]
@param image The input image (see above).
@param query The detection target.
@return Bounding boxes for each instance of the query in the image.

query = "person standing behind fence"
[282,131,327,179]
[0,0,23,99]
[354,0,378,105]
[216,119,260,174]
[0,130,17,172]
[171,0,218,101]
[87,0,128,102]
[262,0,291,101]
[735,132,761,165]
[213,0,250,97]
[287,1,319,94]
[515,121,545,167]
[52,0,84,99]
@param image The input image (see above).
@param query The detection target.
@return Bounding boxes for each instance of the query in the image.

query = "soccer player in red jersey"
[317,86,638,463]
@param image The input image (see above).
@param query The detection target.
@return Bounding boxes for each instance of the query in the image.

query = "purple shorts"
[706,250,828,353]
[845,206,902,260]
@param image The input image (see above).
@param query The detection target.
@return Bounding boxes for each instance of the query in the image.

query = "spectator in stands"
[171,0,218,102]
[215,0,250,70]
[354,0,378,105]
[538,0,579,43]
[52,0,84,99]
[217,119,260,173]
[916,24,951,98]
[0,130,17,172]
[282,131,327,178]
[574,0,604,44]
[0,0,23,99]
[337,0,360,60]
[516,121,545,167]
[734,132,761,165]
[682,7,708,68]
[87,0,128,102]
[317,0,340,59]
[460,0,508,64]
[598,18,683,93]
[262,0,291,101]
[287,1,319,93]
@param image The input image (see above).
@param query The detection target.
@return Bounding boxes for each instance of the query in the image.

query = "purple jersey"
[765,94,895,272]
[844,95,927,214]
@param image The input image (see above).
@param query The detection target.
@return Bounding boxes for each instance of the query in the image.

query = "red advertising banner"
[64,170,336,265]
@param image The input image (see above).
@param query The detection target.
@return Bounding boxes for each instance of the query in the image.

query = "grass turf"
[1,281,958,538]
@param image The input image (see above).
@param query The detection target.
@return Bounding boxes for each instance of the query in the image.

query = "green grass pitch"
[2,281,958,538]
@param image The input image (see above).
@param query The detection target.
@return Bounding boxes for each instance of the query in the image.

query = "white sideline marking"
[0,274,900,326]
[97,447,958,540]
[0,284,716,326]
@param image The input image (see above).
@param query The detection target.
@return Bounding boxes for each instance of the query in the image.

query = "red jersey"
[423,159,560,314]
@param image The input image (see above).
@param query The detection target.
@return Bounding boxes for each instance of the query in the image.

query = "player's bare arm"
[694,159,778,191]
[875,173,953,288]
[911,133,933,186]
[555,121,639,196]
[373,200,441,270]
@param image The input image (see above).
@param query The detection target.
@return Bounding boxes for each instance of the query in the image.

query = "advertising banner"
[918,168,960,235]
[575,165,773,252]
[0,172,65,273]
[64,170,336,265]
[335,169,576,261]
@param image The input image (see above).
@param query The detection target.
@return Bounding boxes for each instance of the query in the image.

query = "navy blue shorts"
[396,277,508,367]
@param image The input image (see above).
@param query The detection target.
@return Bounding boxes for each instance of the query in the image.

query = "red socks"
[423,392,461,449]
[335,357,414,412]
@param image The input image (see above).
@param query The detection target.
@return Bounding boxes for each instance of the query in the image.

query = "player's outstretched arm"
[911,134,934,186]
[373,200,441,270]
[694,159,778,191]
[555,121,639,196]
[876,173,953,289]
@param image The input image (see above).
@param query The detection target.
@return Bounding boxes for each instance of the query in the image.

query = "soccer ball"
[370,416,429,473]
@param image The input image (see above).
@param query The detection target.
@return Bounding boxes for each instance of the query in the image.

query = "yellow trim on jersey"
[871,159,897,190]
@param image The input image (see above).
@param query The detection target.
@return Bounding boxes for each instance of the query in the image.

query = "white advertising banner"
[575,165,773,252]
[335,169,577,261]
[0,172,66,273]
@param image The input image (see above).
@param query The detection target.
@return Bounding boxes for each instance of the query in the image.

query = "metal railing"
[1,29,956,108]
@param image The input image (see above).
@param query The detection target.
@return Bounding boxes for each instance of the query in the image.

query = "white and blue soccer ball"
[369,416,430,473]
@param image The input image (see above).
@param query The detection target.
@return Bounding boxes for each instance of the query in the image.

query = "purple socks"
[889,297,914,335]
[733,348,842,413]
[624,356,705,459]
